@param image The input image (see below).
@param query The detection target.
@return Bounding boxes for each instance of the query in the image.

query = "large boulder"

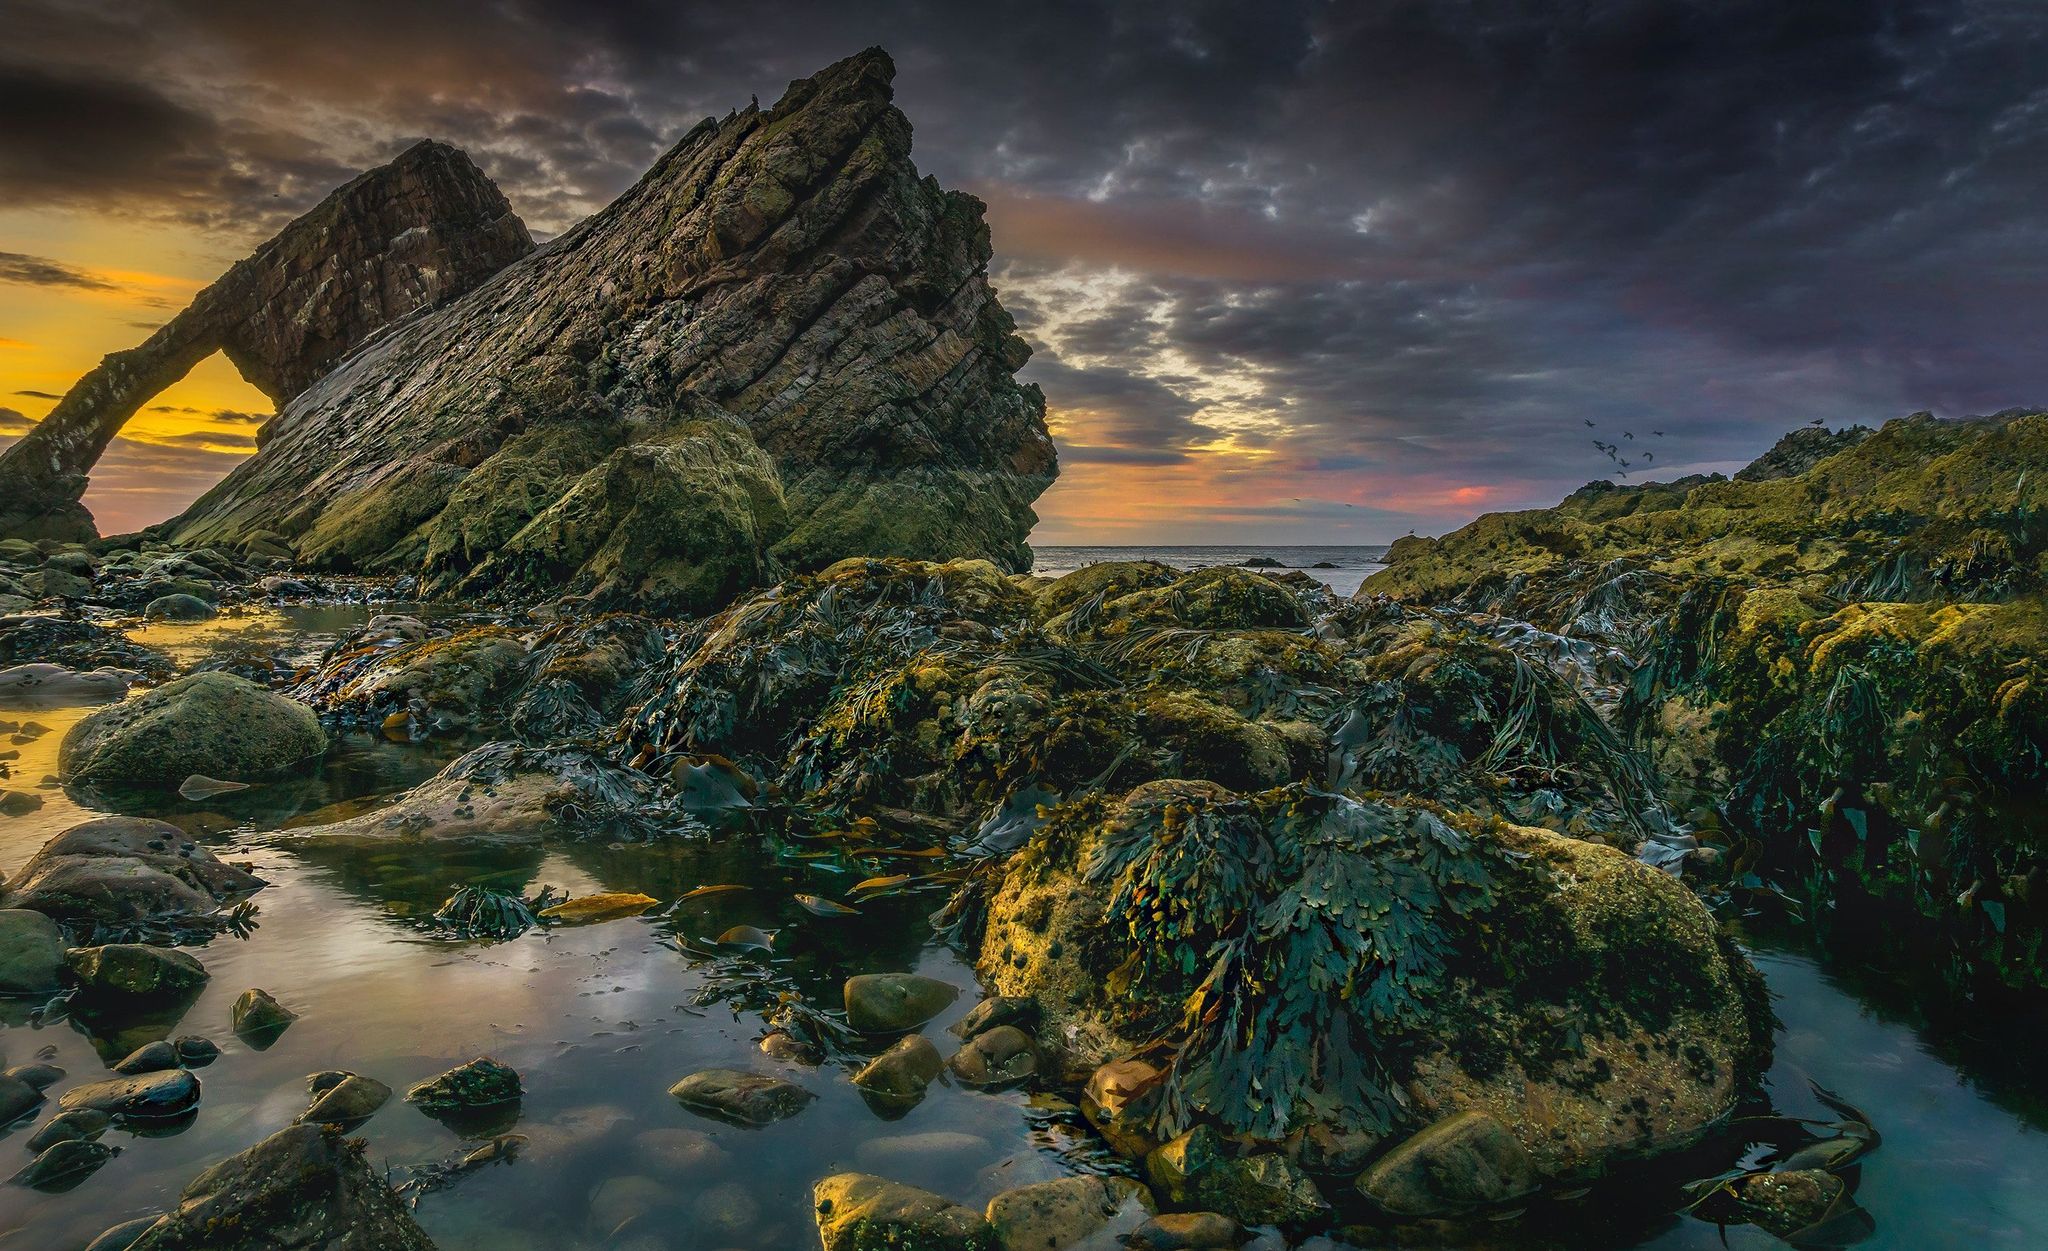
[60,673,325,786]
[165,50,1055,606]
[972,782,1769,1183]
[123,1124,436,1251]
[0,817,264,925]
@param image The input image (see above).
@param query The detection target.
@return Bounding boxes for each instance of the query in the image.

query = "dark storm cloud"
[8,0,2047,532]
[0,251,118,292]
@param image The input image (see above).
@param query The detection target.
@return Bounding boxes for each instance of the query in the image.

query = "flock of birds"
[1585,419,1661,477]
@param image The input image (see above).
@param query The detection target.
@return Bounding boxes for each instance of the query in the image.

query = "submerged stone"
[984,1175,1154,1251]
[58,1068,200,1121]
[1146,1127,1328,1226]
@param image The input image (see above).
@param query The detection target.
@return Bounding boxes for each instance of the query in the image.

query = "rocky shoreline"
[0,43,2035,1251]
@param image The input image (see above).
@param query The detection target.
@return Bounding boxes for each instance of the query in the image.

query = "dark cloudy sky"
[3,1,2045,540]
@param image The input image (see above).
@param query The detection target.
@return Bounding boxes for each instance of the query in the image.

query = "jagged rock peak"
[0,142,532,542]
[168,47,1058,612]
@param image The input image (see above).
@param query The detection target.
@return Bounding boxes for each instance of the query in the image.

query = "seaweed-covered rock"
[814,1173,995,1251]
[288,742,667,849]
[60,673,325,786]
[508,613,666,742]
[294,626,530,732]
[0,816,264,925]
[66,945,209,999]
[970,782,1768,1180]
[166,50,1054,606]
[406,1057,521,1115]
[124,1123,436,1250]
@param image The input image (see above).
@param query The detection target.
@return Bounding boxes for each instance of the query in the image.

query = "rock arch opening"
[76,352,273,536]
[0,139,531,543]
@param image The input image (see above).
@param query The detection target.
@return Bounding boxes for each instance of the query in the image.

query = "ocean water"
[1031,545,1389,597]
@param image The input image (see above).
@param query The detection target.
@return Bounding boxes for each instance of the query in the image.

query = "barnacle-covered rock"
[967,781,1768,1183]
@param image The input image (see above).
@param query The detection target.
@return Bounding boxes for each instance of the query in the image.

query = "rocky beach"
[0,43,2043,1251]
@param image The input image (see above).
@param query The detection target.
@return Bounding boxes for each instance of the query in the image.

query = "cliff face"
[0,142,532,541]
[167,48,1057,607]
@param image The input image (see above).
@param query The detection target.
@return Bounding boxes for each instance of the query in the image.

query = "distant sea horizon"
[1031,543,1390,597]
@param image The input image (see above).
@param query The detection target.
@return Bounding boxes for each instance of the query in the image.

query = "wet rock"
[58,1068,200,1121]
[1695,1169,1845,1238]
[25,567,91,600]
[299,1072,392,1126]
[0,817,264,924]
[0,908,65,994]
[1146,1127,1328,1225]
[143,594,216,622]
[852,1035,945,1107]
[0,1073,43,1124]
[60,672,325,786]
[984,1174,1154,1251]
[27,1108,110,1151]
[948,1024,1036,1088]
[4,1061,63,1089]
[1295,1122,1381,1176]
[950,995,1040,1041]
[406,1056,521,1116]
[813,1172,996,1251]
[1080,1057,1167,1160]
[0,663,128,707]
[120,1122,437,1249]
[67,944,209,999]
[10,1138,118,1190]
[1124,1212,1247,1251]
[231,988,297,1046]
[113,1040,179,1074]
[761,1031,824,1064]
[288,741,662,850]
[669,1067,814,1127]
[166,51,1053,603]
[844,972,960,1034]
[173,1036,219,1067]
[1355,1110,1539,1218]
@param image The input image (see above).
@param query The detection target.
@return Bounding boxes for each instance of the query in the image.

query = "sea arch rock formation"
[0,141,533,541]
[163,48,1057,609]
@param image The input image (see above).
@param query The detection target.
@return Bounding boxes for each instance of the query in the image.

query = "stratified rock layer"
[0,141,531,541]
[169,49,1055,611]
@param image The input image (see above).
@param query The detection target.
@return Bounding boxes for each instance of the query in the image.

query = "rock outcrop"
[0,141,531,541]
[165,49,1055,611]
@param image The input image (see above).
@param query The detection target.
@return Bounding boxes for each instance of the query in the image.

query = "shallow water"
[0,607,2043,1249]
[1031,546,1388,597]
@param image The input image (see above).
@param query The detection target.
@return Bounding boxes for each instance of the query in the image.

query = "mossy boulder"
[296,626,531,732]
[456,419,790,613]
[813,1173,995,1251]
[60,673,325,786]
[970,781,1769,1181]
[67,945,208,999]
